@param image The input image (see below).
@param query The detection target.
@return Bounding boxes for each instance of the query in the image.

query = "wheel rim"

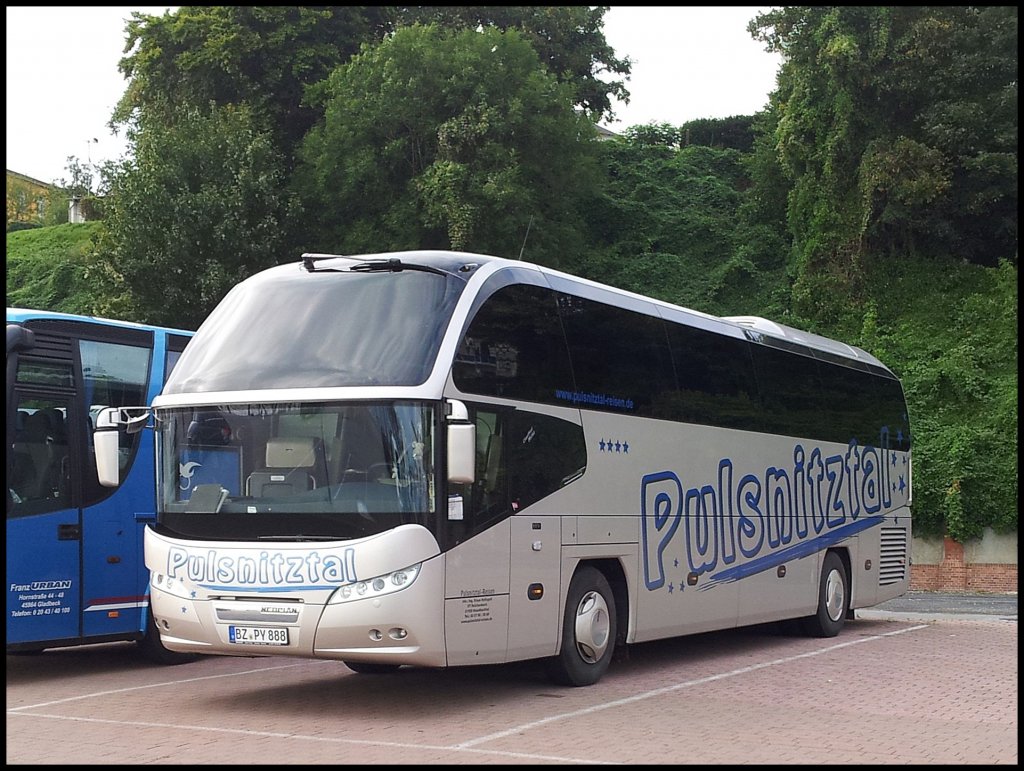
[824,567,846,622]
[573,590,610,664]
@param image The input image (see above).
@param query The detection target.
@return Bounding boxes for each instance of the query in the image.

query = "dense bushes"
[6,222,106,312]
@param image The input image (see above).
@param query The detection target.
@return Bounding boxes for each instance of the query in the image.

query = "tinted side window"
[446,405,586,547]
[666,324,759,429]
[749,344,826,440]
[870,373,912,451]
[783,356,911,449]
[453,284,574,404]
[813,361,881,446]
[10,395,73,515]
[15,358,74,388]
[165,333,192,383]
[504,409,587,512]
[557,294,676,418]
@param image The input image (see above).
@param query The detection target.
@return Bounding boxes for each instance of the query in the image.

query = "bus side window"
[478,414,505,512]
[10,401,71,510]
[504,410,586,512]
[79,339,151,503]
[10,410,39,503]
[450,406,586,544]
[467,410,505,524]
[444,408,505,544]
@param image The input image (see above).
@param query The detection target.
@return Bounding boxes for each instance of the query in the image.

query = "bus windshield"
[162,266,466,393]
[157,401,437,541]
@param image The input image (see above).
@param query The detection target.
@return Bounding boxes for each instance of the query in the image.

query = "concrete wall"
[910,528,1017,593]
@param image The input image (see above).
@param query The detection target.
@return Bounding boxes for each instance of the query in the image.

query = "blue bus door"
[7,390,84,645]
[78,432,152,640]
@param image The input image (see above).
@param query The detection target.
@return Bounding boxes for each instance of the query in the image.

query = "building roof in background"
[6,169,55,189]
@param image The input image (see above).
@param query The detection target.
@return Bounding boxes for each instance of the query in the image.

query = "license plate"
[228,625,289,646]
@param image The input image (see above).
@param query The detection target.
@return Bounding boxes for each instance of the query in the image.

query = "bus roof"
[6,307,192,336]
[290,251,888,372]
[722,315,885,370]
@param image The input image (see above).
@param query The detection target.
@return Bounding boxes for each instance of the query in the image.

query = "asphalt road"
[870,590,1018,618]
[7,589,1018,765]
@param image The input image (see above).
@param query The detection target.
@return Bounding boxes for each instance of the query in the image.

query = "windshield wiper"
[348,258,449,277]
[301,252,475,278]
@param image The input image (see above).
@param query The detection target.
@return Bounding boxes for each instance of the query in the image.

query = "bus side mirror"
[446,399,475,484]
[6,324,35,355]
[94,406,151,487]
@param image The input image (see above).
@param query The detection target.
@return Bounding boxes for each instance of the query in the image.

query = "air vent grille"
[879,526,908,585]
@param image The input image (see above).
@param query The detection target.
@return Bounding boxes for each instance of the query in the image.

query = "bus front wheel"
[802,551,849,638]
[343,661,401,674]
[547,566,617,687]
[137,609,201,665]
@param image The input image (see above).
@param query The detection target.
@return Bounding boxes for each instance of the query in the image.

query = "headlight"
[328,563,421,604]
[151,572,195,600]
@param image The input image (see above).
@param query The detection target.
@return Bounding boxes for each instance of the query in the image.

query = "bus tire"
[547,566,617,687]
[343,661,401,674]
[802,551,849,638]
[137,608,201,665]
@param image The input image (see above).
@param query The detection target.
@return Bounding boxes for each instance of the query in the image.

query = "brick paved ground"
[7,613,1017,764]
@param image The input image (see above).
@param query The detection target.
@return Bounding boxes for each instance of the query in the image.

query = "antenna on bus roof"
[517,215,534,261]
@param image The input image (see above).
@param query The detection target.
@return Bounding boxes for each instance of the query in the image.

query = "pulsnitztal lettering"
[641,439,908,591]
[165,547,358,588]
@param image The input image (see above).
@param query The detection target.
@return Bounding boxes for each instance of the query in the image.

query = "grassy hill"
[6,222,106,312]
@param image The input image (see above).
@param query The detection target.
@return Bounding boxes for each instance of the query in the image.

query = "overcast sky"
[6,6,781,185]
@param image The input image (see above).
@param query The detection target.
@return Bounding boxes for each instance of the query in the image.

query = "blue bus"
[6,308,196,663]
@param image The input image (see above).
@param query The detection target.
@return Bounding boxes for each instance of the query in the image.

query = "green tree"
[94,102,291,328]
[578,135,779,316]
[296,24,601,266]
[863,6,1017,265]
[679,116,756,152]
[113,6,630,159]
[114,6,393,163]
[621,122,683,149]
[110,5,629,266]
[394,6,631,121]
[750,6,1017,329]
[748,7,1018,541]
[619,116,756,154]
[862,255,1018,541]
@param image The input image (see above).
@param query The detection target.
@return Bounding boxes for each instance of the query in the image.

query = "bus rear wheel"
[547,566,617,687]
[802,551,849,638]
